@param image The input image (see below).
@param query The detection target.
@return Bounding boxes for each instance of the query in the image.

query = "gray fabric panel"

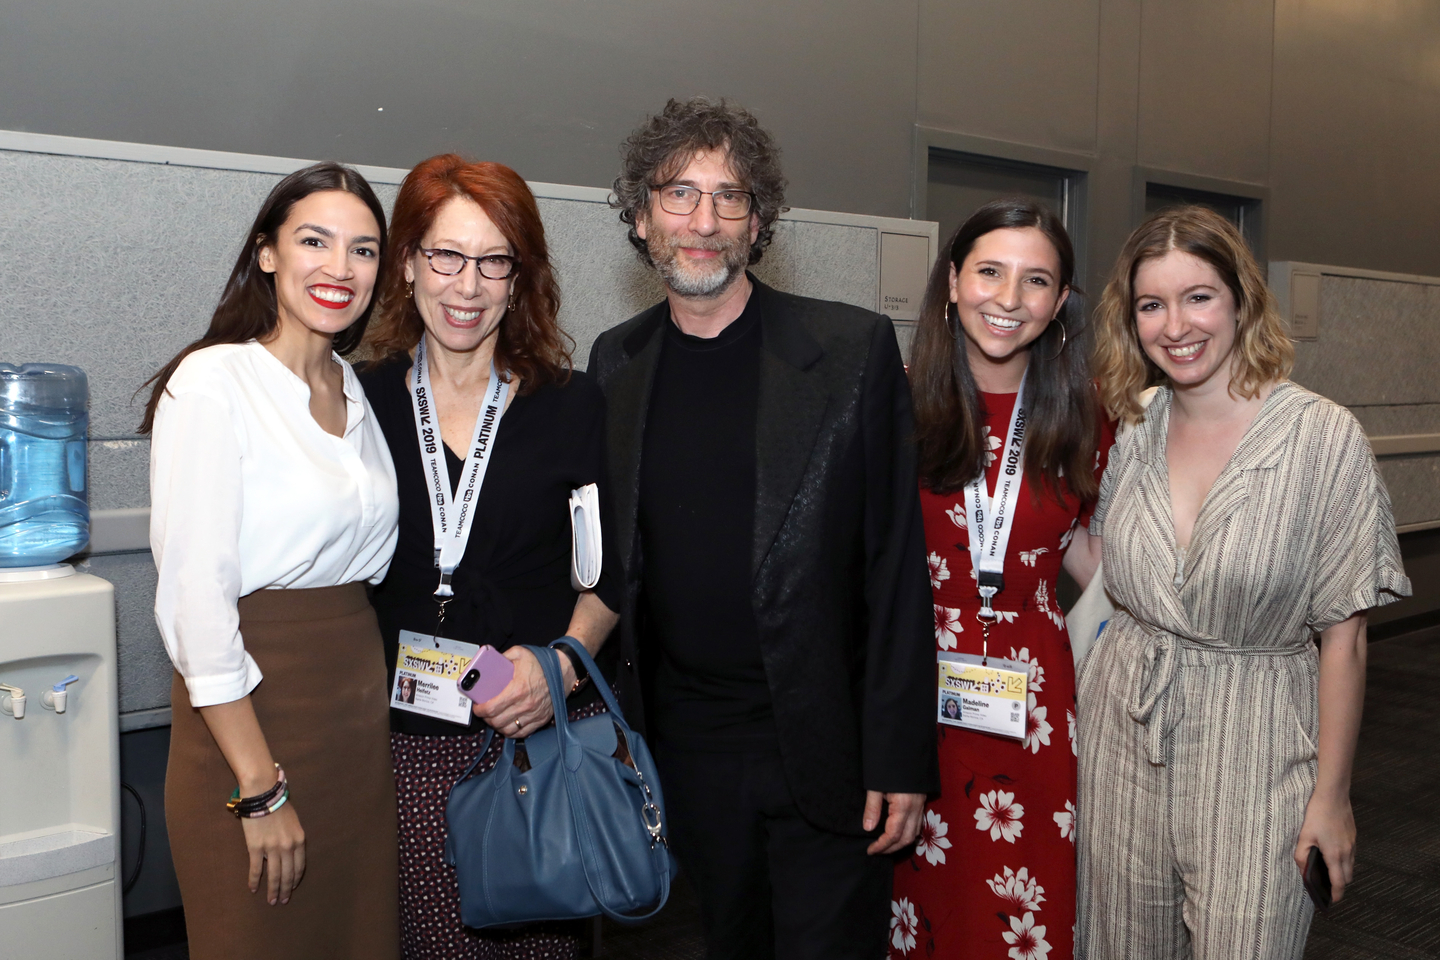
[1289,276,1440,531]
[1376,456,1440,528]
[88,439,150,511]
[1348,403,1440,437]
[1292,276,1440,408]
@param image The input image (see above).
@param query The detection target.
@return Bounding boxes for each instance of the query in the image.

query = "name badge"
[392,629,481,725]
[937,652,1028,741]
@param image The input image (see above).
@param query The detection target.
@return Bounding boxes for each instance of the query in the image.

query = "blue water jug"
[0,363,90,567]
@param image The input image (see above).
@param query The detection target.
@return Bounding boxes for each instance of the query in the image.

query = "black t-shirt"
[358,355,620,737]
[639,297,776,749]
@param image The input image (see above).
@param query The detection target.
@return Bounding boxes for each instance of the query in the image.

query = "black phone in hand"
[1304,846,1332,912]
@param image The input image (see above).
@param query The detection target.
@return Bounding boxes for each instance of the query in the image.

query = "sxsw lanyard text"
[963,371,1028,661]
[409,334,511,630]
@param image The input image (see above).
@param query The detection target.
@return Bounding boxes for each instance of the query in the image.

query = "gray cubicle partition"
[0,130,939,716]
[1272,260,1440,632]
[1272,261,1440,535]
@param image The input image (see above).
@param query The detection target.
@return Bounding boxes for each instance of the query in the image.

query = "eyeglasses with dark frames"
[651,184,755,220]
[419,248,519,279]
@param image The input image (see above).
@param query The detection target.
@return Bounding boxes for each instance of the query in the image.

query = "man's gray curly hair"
[613,97,788,266]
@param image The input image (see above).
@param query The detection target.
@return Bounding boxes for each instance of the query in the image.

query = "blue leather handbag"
[444,637,676,927]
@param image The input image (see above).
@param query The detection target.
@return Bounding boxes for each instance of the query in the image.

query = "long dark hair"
[138,162,388,433]
[910,198,1100,502]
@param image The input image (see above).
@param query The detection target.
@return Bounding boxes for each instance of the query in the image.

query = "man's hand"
[864,790,926,855]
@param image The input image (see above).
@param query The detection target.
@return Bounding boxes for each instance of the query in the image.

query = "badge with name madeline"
[936,372,1029,741]
[391,629,481,725]
[937,651,1028,740]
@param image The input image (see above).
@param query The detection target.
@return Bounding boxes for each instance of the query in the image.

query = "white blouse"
[150,341,399,707]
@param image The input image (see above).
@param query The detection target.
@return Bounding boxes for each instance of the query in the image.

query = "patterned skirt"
[391,698,606,960]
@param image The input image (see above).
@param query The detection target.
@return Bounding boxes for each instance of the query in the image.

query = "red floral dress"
[890,391,1112,960]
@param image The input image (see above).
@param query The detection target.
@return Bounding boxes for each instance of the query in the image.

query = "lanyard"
[409,334,510,602]
[963,370,1028,659]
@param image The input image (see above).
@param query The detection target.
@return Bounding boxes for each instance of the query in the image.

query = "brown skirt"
[166,583,399,960]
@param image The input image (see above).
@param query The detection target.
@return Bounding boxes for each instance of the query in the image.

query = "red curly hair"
[363,154,570,391]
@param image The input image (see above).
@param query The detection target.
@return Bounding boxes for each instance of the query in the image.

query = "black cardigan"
[359,356,621,737]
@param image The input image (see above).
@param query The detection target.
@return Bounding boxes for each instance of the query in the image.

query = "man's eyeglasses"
[419,248,519,279]
[652,184,755,220]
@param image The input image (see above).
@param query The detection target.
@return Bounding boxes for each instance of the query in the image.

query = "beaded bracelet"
[236,788,290,819]
[227,764,285,817]
[227,763,289,819]
[228,768,287,818]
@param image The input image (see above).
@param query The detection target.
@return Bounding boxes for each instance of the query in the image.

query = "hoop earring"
[1047,319,1069,360]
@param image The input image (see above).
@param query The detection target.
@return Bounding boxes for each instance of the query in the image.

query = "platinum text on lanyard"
[964,370,1028,664]
[408,334,511,631]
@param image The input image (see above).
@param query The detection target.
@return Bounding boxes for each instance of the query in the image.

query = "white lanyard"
[964,371,1028,654]
[409,335,510,599]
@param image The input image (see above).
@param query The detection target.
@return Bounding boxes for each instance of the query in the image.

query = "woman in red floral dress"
[891,200,1112,960]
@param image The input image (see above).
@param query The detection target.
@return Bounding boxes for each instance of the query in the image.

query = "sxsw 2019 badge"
[391,630,480,726]
[937,652,1027,740]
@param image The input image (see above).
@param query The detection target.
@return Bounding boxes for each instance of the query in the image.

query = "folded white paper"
[569,483,603,591]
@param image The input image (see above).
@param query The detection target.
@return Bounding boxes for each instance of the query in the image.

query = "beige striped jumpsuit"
[1076,383,1410,959]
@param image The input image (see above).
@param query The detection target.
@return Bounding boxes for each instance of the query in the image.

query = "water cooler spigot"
[41,675,80,713]
[0,682,26,718]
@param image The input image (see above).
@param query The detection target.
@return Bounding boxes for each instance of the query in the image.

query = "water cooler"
[1,363,123,958]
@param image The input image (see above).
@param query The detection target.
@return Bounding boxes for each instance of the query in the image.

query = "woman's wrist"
[237,765,280,797]
[1309,780,1351,808]
[227,763,289,818]
[550,640,590,696]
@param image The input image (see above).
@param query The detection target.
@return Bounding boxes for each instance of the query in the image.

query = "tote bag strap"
[450,638,637,786]
[551,636,629,723]
[533,644,672,922]
[448,636,626,788]
[444,726,513,868]
[452,723,512,788]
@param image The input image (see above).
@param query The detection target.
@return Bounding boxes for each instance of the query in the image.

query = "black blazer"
[588,276,939,835]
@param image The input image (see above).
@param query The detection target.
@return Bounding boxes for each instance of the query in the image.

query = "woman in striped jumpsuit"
[1074,206,1410,958]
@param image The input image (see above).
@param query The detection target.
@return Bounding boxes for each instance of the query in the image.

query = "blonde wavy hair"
[1093,205,1293,423]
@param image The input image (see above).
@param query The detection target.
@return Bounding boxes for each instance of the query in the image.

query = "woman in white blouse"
[141,162,401,960]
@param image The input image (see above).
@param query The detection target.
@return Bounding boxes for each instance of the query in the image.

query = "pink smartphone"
[457,646,514,705]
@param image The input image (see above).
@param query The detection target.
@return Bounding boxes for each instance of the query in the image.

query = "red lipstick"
[309,284,355,310]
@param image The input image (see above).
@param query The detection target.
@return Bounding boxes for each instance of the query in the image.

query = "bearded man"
[587,97,937,960]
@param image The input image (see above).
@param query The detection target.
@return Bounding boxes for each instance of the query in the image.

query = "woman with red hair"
[359,155,619,959]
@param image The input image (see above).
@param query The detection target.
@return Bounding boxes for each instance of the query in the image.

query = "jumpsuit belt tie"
[1126,627,1311,765]
[1127,633,1180,765]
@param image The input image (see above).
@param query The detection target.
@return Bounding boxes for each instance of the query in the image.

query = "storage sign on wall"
[880,232,933,323]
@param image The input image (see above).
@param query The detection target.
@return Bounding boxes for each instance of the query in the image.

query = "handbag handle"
[450,637,616,785]
[532,643,672,922]
[550,636,628,729]
[445,726,512,868]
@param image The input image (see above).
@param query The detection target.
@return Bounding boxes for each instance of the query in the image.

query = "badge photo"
[937,652,1028,740]
[391,629,483,725]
